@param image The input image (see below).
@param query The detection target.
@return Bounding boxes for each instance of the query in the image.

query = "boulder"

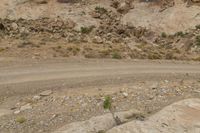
[107,98,200,133]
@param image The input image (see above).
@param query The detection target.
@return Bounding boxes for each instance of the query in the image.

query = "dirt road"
[0,59,200,97]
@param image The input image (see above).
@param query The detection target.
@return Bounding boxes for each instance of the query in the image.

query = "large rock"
[53,113,116,133]
[107,98,200,133]
[53,109,142,133]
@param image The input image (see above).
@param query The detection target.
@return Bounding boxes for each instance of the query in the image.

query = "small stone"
[40,90,52,96]
[90,11,101,18]
[93,36,103,44]
[14,110,21,114]
[11,22,18,30]
[164,80,169,83]
[194,90,200,93]
[52,114,58,119]
[20,103,32,111]
[122,92,128,97]
[151,83,158,90]
[33,95,41,100]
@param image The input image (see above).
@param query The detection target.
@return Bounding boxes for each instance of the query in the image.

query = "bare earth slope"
[0,0,199,33]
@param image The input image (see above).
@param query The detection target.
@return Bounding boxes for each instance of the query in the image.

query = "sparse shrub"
[16,117,26,124]
[161,32,167,38]
[80,26,94,34]
[57,0,79,3]
[193,56,200,61]
[195,35,200,46]
[67,46,80,55]
[98,130,106,133]
[57,46,62,49]
[17,41,34,48]
[103,96,111,109]
[175,31,185,37]
[95,6,107,14]
[195,25,200,29]
[148,53,161,59]
[112,52,122,59]
[0,48,5,52]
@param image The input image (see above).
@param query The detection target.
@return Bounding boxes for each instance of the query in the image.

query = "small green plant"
[16,117,26,124]
[161,32,167,38]
[112,52,122,59]
[195,25,200,29]
[103,96,112,109]
[95,6,107,14]
[80,26,94,34]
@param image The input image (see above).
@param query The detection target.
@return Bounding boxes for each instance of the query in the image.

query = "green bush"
[161,32,167,38]
[103,96,111,109]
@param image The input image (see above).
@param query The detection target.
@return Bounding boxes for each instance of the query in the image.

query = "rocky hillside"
[0,0,200,60]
